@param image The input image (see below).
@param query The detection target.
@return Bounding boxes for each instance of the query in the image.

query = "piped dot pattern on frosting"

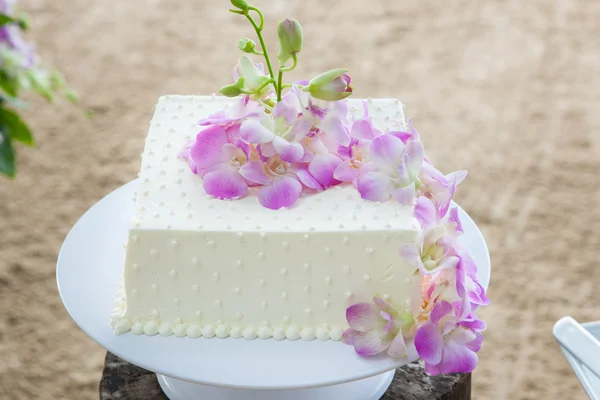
[117,97,419,343]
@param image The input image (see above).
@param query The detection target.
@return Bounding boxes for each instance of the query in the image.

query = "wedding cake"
[110,0,489,376]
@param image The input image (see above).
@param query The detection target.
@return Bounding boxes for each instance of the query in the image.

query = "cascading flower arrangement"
[0,0,77,178]
[181,0,489,375]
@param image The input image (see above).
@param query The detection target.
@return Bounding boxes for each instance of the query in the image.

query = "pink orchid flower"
[418,162,467,219]
[239,156,303,210]
[299,133,343,189]
[415,300,485,375]
[198,95,262,130]
[343,296,416,358]
[239,92,311,164]
[333,102,382,183]
[454,246,491,308]
[189,125,250,200]
[357,134,424,204]
[399,198,462,275]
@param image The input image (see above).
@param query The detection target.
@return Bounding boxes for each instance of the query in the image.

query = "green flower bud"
[277,18,303,63]
[305,68,353,101]
[238,37,257,53]
[230,0,249,12]
[220,77,245,97]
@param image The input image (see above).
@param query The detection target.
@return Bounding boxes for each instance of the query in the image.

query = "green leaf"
[0,71,18,98]
[0,14,16,28]
[0,106,34,146]
[0,126,16,178]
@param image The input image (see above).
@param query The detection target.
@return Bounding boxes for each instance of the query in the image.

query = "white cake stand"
[57,180,491,400]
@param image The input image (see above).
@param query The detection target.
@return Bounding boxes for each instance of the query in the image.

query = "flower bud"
[235,56,271,97]
[238,37,257,54]
[220,77,245,97]
[277,18,303,63]
[230,0,249,12]
[305,68,353,101]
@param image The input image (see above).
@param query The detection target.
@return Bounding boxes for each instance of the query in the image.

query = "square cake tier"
[111,95,422,340]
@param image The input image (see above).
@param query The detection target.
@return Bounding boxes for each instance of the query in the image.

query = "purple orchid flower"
[239,92,311,164]
[332,102,382,183]
[239,156,303,210]
[415,300,485,375]
[418,162,467,219]
[343,296,416,358]
[188,125,250,200]
[356,133,424,204]
[399,198,463,275]
[198,96,262,130]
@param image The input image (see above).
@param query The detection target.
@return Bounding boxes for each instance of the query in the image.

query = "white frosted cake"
[111,96,422,340]
[109,3,489,375]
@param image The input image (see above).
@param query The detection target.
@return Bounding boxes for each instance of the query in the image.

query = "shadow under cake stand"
[57,180,491,400]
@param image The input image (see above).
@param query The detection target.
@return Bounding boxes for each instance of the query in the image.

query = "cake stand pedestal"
[57,180,490,400]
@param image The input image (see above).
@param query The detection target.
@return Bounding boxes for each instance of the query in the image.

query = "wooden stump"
[99,352,470,400]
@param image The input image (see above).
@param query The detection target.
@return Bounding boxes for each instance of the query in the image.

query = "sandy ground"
[1,0,600,398]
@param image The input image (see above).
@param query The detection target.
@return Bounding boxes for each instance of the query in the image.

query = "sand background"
[1,0,600,398]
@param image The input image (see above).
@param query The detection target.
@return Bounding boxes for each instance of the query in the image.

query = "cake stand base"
[156,369,395,400]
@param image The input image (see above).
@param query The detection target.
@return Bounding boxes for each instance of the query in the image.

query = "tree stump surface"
[99,352,470,400]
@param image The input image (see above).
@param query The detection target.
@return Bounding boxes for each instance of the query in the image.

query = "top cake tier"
[132,95,418,233]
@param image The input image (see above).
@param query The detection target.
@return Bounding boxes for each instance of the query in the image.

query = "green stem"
[280,54,298,72]
[276,54,297,101]
[247,6,264,31]
[244,8,276,87]
[256,98,273,112]
[276,69,283,101]
[240,78,275,95]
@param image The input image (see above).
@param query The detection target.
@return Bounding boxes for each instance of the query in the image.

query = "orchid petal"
[308,154,342,187]
[446,170,468,186]
[257,176,302,210]
[333,161,359,183]
[286,118,312,142]
[387,332,408,358]
[346,303,382,332]
[370,134,405,172]
[399,244,425,270]
[272,99,298,126]
[322,116,350,146]
[414,196,438,228]
[189,126,229,171]
[239,161,271,186]
[351,119,377,140]
[465,332,484,353]
[449,207,463,233]
[372,296,394,312]
[414,322,444,365]
[352,330,392,356]
[404,140,424,180]
[388,131,413,143]
[240,120,275,144]
[357,171,392,202]
[430,301,453,324]
[292,164,323,191]
[437,255,459,272]
[438,177,456,218]
[407,118,421,141]
[202,167,248,200]
[259,142,277,158]
[273,136,304,163]
[434,340,478,374]
[451,327,477,345]
[342,328,360,345]
[392,182,416,205]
